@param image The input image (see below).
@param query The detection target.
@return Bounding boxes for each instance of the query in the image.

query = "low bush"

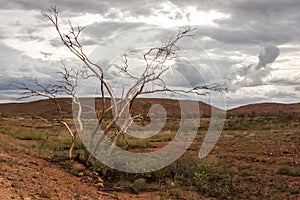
[278,166,300,177]
[193,159,239,199]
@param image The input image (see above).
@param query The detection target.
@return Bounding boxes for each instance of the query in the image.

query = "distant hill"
[1,99,299,118]
[0,98,73,118]
[0,98,213,118]
[228,102,300,116]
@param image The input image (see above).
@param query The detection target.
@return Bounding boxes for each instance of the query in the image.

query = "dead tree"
[19,6,226,163]
[18,64,80,159]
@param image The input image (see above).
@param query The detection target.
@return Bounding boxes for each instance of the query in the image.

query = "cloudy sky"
[0,0,299,109]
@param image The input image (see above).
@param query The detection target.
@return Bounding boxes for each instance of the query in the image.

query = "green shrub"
[278,166,300,177]
[193,159,238,199]
[13,130,45,140]
[150,131,175,142]
[132,178,147,194]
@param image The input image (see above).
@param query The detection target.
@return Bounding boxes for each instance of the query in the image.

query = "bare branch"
[37,7,227,162]
[17,63,82,159]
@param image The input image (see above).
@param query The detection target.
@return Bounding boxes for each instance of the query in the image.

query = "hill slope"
[0,98,213,118]
[1,99,299,118]
[228,102,300,116]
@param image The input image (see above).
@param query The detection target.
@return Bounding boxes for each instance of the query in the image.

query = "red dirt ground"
[0,133,118,200]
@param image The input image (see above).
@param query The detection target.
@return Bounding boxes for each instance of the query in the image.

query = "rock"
[71,163,86,172]
[78,172,84,177]
[96,182,104,188]
[97,177,104,183]
[69,162,86,175]
[96,177,104,188]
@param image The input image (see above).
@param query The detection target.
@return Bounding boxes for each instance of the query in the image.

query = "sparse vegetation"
[278,166,300,177]
[0,100,300,199]
[149,130,176,142]
[132,178,147,194]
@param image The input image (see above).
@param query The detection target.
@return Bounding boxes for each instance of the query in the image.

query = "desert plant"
[132,178,147,194]
[278,166,300,177]
[193,159,238,198]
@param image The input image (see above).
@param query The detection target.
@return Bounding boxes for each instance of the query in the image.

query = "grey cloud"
[256,45,280,69]
[265,91,298,99]
[85,21,146,41]
[227,96,268,109]
[295,86,300,91]
[226,45,279,91]
[81,38,98,46]
[0,0,158,17]
[18,27,37,35]
[105,0,158,16]
[0,0,108,14]
[227,87,298,109]
[0,29,5,40]
[173,0,300,20]
[15,35,44,42]
[49,38,62,47]
[278,43,300,53]
[49,37,98,48]
[269,76,300,86]
[222,0,300,20]
[0,43,65,95]
[42,5,120,47]
[182,1,300,46]
[195,22,300,45]
[238,65,272,88]
[0,0,299,107]
[5,0,300,47]
[0,43,25,69]
[164,60,207,88]
[0,90,21,102]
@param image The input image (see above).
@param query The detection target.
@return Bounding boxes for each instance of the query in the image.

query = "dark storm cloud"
[256,45,280,69]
